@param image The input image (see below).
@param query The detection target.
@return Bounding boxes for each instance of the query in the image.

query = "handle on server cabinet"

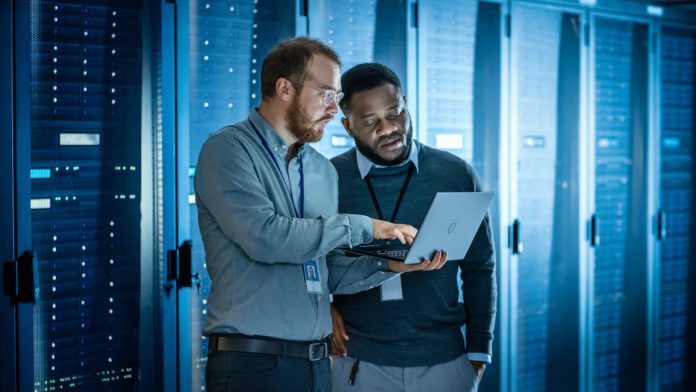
[510,219,523,255]
[590,214,600,247]
[657,210,667,240]
[167,240,195,288]
[3,250,40,304]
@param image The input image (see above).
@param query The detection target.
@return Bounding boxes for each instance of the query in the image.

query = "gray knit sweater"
[331,141,497,367]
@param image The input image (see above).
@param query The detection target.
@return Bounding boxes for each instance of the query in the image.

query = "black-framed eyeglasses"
[287,78,344,106]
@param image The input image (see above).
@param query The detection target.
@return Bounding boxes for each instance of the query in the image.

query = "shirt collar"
[249,108,306,157]
[355,139,419,179]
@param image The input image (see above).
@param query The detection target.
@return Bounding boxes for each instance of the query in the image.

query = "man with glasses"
[329,63,496,392]
[194,38,446,392]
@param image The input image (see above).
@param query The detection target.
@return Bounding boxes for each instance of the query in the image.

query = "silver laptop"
[343,192,494,264]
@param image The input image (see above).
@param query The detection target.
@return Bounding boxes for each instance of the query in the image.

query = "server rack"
[589,12,651,392]
[417,2,504,391]
[656,22,696,392]
[1,1,34,391]
[3,0,158,390]
[176,1,299,390]
[507,2,584,391]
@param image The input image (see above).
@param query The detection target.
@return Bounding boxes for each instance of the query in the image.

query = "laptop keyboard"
[374,249,408,259]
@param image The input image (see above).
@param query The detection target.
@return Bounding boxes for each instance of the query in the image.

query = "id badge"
[303,260,322,294]
[380,275,404,301]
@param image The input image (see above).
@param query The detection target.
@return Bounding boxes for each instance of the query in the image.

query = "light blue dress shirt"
[194,109,397,341]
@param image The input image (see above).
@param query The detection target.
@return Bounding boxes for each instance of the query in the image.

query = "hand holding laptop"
[345,192,494,264]
[372,219,449,270]
[387,250,448,273]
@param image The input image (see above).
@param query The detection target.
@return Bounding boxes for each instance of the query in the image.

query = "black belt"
[208,335,329,362]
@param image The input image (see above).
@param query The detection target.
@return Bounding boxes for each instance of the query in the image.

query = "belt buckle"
[308,342,327,361]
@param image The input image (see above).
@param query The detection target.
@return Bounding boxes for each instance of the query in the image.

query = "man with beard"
[329,63,497,392]
[194,39,447,392]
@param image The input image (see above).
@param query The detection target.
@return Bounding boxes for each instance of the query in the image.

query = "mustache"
[378,131,405,145]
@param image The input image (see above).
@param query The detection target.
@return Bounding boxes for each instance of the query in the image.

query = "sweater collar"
[356,139,420,179]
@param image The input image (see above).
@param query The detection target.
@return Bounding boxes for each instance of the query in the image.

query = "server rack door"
[590,16,650,392]
[160,1,181,390]
[307,0,408,158]
[16,0,157,390]
[180,1,297,389]
[417,0,503,250]
[2,1,34,391]
[509,4,582,391]
[471,4,502,391]
[658,25,696,392]
[417,1,503,391]
[0,0,17,386]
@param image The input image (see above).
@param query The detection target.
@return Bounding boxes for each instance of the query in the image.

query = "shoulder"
[303,145,339,180]
[330,148,361,177]
[417,142,480,190]
[198,121,256,168]
[202,121,253,151]
[418,143,475,174]
[330,148,357,168]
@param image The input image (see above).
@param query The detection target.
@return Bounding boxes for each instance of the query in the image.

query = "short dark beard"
[286,94,325,143]
[353,116,413,166]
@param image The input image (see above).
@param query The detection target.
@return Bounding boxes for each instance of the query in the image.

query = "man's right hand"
[372,219,417,245]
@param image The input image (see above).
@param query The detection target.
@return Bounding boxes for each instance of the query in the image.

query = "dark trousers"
[205,350,331,392]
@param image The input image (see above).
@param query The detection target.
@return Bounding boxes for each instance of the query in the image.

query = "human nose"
[326,99,338,115]
[376,118,397,135]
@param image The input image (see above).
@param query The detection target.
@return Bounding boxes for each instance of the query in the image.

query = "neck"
[257,102,299,147]
[257,102,302,161]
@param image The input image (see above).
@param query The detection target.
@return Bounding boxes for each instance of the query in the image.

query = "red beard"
[286,96,330,143]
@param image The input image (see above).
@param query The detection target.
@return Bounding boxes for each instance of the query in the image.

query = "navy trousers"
[205,350,331,392]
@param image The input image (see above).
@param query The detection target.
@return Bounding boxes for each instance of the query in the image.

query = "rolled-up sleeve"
[326,251,398,294]
[194,135,373,264]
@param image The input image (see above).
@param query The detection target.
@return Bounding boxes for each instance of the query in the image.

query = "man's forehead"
[350,85,402,114]
[305,55,341,89]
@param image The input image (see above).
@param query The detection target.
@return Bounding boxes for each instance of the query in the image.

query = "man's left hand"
[330,305,349,356]
[387,250,448,273]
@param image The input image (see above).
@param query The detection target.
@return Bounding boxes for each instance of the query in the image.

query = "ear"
[341,117,355,138]
[276,78,293,101]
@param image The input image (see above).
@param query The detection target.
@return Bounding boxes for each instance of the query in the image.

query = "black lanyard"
[364,164,414,222]
[250,120,304,218]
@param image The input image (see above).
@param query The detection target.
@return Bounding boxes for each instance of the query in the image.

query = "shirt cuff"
[467,352,492,364]
[344,214,373,246]
[365,257,399,285]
